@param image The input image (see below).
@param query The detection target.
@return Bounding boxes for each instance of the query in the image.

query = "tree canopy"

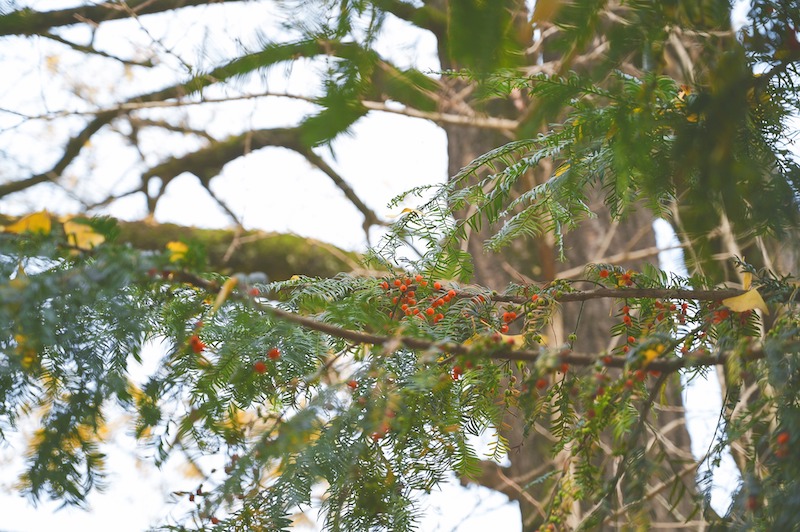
[1,1,799,530]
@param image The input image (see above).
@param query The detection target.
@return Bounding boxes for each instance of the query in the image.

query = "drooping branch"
[140,127,385,230]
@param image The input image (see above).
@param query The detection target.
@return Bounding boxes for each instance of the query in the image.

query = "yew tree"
[1,1,799,530]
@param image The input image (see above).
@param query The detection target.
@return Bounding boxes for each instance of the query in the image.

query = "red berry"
[249,287,260,296]
[253,361,267,374]
[599,269,609,278]
[347,380,358,390]
[435,313,444,321]
[447,289,456,298]
[426,307,435,316]
[433,281,442,290]
[777,431,790,445]
[623,315,632,326]
[634,370,646,382]
[415,274,423,282]
[560,363,569,373]
[602,355,613,365]
[452,365,463,380]
[627,336,635,344]
[622,305,630,314]
[624,379,634,389]
[189,335,206,354]
[210,517,220,525]
[500,324,509,333]
[381,281,389,290]
[531,294,539,302]
[268,348,281,360]
[535,377,548,390]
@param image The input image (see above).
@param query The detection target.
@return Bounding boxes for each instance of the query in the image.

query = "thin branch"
[360,100,518,132]
[41,31,154,67]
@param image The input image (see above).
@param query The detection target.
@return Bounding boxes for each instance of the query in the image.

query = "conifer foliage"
[1,0,799,530]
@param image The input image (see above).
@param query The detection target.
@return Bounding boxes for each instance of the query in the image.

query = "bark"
[436,4,702,529]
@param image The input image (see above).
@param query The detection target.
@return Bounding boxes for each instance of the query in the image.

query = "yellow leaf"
[211,277,238,313]
[553,163,570,177]
[388,207,423,219]
[2,211,52,235]
[166,241,189,262]
[742,271,752,291]
[722,289,769,315]
[642,343,666,367]
[63,220,104,250]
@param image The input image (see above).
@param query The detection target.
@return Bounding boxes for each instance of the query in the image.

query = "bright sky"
[0,1,751,530]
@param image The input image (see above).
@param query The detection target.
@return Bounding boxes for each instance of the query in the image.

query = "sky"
[0,0,754,530]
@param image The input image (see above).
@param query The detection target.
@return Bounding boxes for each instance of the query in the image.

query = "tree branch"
[0,0,247,37]
[172,272,780,374]
[140,127,385,229]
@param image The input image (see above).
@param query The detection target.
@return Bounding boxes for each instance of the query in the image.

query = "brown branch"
[488,286,747,304]
[171,272,776,374]
[140,127,385,229]
[0,0,247,37]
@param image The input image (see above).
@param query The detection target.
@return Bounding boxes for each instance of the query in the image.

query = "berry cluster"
[380,275,456,324]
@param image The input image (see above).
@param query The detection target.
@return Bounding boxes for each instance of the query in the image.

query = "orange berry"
[560,363,569,373]
[599,269,609,278]
[210,517,220,525]
[435,313,444,321]
[249,287,260,296]
[189,335,206,354]
[253,361,267,374]
[622,305,630,314]
[452,365,463,380]
[394,279,402,287]
[268,348,281,360]
[627,336,635,344]
[415,274,423,282]
[531,294,539,302]
[447,289,456,298]
[433,281,442,290]
[426,308,435,316]
[404,278,412,286]
[500,324,509,333]
[623,315,632,326]
[347,380,358,390]
[777,431,790,445]
[381,281,389,290]
[399,284,407,292]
